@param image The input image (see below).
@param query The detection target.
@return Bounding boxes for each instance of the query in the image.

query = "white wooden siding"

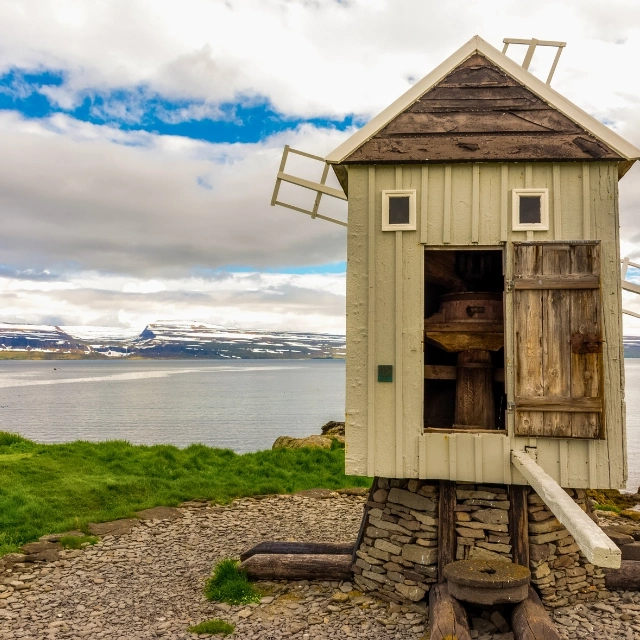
[345,161,625,489]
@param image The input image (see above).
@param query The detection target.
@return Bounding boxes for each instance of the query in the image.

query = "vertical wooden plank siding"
[395,166,404,477]
[583,162,591,240]
[525,163,534,241]
[373,166,396,478]
[553,163,562,239]
[344,165,368,476]
[471,164,480,243]
[420,165,429,244]
[500,165,509,242]
[443,165,452,244]
[367,166,376,476]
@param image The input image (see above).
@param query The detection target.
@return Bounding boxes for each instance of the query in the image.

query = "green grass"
[0,431,370,556]
[188,619,235,635]
[204,559,261,605]
[591,503,622,513]
[59,535,99,549]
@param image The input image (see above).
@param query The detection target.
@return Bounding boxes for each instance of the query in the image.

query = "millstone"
[444,559,530,605]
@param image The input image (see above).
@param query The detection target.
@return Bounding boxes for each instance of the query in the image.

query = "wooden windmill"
[266,35,640,626]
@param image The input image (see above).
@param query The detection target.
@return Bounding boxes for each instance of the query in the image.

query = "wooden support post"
[438,480,457,582]
[240,553,353,581]
[509,485,530,567]
[511,586,562,640]
[429,583,472,640]
[511,450,621,568]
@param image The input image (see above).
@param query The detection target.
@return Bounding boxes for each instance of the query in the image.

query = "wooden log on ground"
[240,553,353,581]
[429,583,472,640]
[239,541,354,562]
[604,560,640,590]
[511,587,562,640]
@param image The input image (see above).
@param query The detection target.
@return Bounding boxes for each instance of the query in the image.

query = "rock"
[620,541,640,560]
[401,544,438,566]
[600,528,635,546]
[23,549,60,563]
[372,489,389,503]
[135,506,182,521]
[272,435,334,450]
[39,530,84,542]
[87,519,139,536]
[320,420,345,436]
[490,611,510,633]
[20,541,61,555]
[387,488,436,513]
[395,583,425,602]
[528,517,566,534]
[471,509,509,526]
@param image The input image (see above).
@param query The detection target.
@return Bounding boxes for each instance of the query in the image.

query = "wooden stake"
[429,583,472,640]
[511,586,562,640]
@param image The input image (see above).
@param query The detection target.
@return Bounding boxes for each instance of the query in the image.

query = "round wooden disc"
[443,559,530,589]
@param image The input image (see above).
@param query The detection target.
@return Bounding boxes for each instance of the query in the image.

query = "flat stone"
[374,539,402,556]
[88,519,139,536]
[457,520,508,533]
[469,547,508,562]
[528,517,566,535]
[387,488,436,513]
[20,541,61,555]
[368,516,412,535]
[471,509,509,526]
[401,544,438,566]
[464,499,510,510]
[457,527,486,539]
[600,528,635,546]
[395,583,425,602]
[529,529,572,545]
[23,549,60,563]
[135,506,183,521]
[39,530,84,542]
[409,510,438,526]
[476,542,512,554]
[457,490,498,500]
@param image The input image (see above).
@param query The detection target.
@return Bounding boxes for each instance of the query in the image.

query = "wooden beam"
[239,541,354,562]
[515,396,602,412]
[509,485,529,567]
[429,583,472,640]
[511,450,621,568]
[438,480,457,582]
[240,553,353,580]
[511,587,562,640]
[424,365,505,382]
[276,171,347,200]
[514,275,600,289]
[603,560,640,590]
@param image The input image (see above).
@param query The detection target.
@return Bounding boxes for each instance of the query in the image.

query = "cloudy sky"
[2,0,640,334]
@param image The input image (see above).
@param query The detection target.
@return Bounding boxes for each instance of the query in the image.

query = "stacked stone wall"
[353,478,609,607]
[527,488,607,608]
[352,478,440,603]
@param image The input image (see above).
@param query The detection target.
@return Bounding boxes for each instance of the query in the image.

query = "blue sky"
[0,0,640,332]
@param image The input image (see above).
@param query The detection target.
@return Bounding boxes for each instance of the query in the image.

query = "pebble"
[2,493,639,639]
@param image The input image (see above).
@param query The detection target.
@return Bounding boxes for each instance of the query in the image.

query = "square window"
[389,196,411,225]
[512,189,549,231]
[382,189,416,231]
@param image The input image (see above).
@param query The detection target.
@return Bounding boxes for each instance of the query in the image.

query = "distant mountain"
[0,322,345,359]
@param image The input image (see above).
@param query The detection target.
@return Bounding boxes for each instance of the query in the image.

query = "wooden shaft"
[455,350,495,429]
[604,561,640,590]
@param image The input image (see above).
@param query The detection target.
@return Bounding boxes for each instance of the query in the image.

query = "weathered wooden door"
[513,242,603,438]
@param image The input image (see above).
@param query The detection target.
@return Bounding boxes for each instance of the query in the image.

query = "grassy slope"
[0,432,370,556]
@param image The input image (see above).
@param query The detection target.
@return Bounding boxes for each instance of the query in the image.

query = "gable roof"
[326,36,640,172]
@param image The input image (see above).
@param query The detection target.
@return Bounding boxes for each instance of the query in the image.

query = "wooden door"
[513,242,603,438]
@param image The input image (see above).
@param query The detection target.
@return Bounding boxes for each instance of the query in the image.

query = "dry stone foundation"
[353,478,608,608]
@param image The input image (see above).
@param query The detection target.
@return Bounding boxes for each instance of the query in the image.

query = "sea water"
[1,358,638,491]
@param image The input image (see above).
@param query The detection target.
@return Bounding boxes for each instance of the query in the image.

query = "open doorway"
[423,249,506,432]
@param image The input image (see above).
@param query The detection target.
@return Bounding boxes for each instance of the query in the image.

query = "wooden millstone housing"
[270,35,640,626]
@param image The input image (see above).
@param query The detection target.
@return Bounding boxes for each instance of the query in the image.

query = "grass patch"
[59,535,99,549]
[188,619,235,635]
[0,431,370,556]
[591,503,621,513]
[205,559,260,605]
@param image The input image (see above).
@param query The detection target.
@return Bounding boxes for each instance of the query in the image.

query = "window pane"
[519,196,541,224]
[389,196,410,224]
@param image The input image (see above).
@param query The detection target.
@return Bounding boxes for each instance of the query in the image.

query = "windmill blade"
[271,146,347,227]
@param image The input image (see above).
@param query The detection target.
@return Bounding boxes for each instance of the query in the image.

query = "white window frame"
[512,188,549,231]
[382,189,417,231]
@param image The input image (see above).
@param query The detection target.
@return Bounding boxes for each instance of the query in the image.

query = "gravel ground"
[1,493,639,640]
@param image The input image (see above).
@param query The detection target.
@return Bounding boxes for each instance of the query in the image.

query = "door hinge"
[505,279,514,292]
[525,445,538,462]
[507,401,516,413]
